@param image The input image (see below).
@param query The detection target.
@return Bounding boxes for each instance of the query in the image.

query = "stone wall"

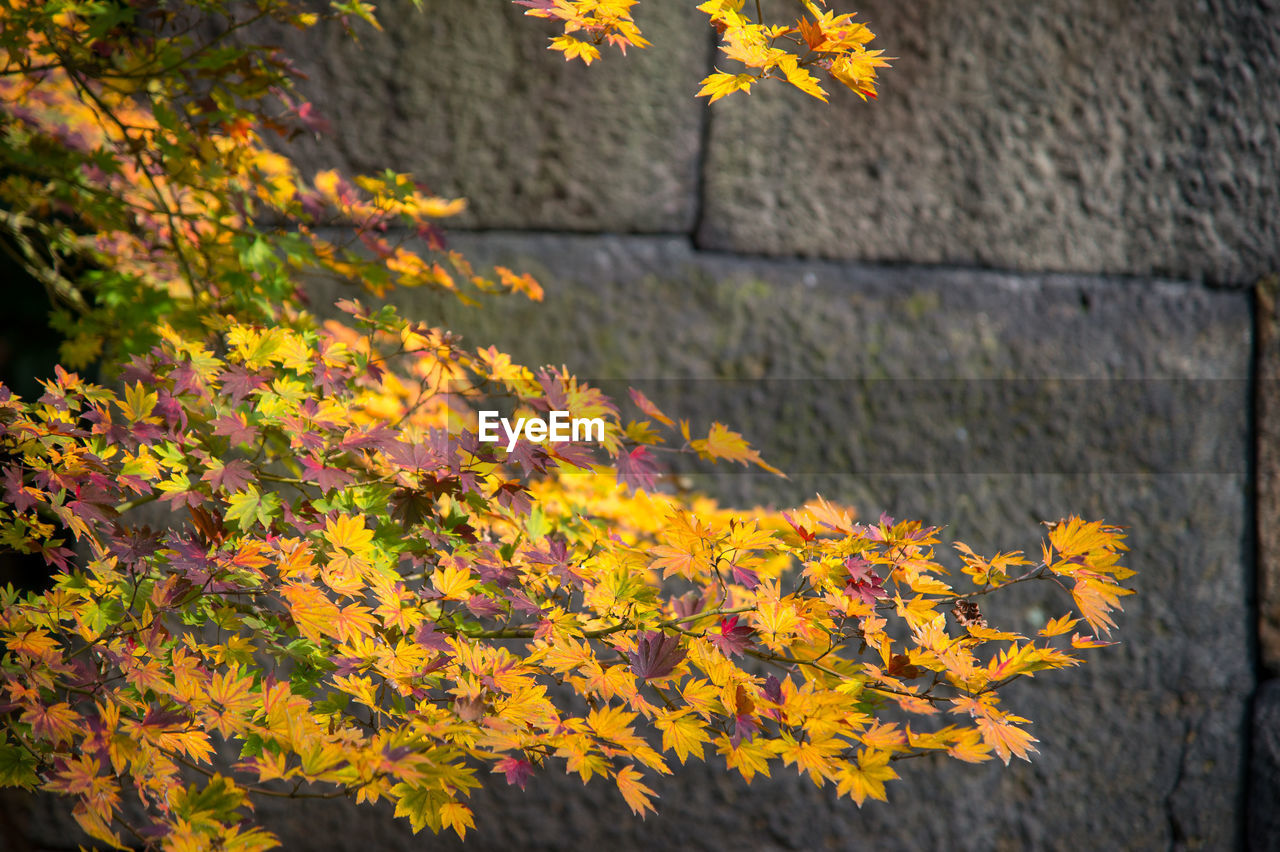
[7,2,1279,849]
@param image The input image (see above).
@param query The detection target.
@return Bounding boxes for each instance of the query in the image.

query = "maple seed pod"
[951,599,988,630]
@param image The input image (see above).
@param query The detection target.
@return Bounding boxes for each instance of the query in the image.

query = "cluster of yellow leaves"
[697,0,891,102]
[0,307,1133,847]
[0,2,1132,849]
[515,0,649,65]
[513,0,891,101]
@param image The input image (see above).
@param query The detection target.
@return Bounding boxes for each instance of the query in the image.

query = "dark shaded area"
[0,247,60,400]
[0,248,63,595]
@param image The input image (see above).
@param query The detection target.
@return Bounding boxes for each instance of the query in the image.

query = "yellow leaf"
[716,735,773,782]
[976,716,1038,765]
[893,594,938,629]
[614,765,657,817]
[835,748,897,806]
[439,801,475,839]
[1048,516,1116,559]
[945,727,993,763]
[551,34,601,64]
[655,710,709,764]
[649,542,708,581]
[432,564,477,600]
[587,704,638,742]
[696,72,757,104]
[777,55,828,101]
[1038,614,1079,638]
[331,602,377,643]
[680,677,720,720]
[495,266,544,301]
[324,514,373,555]
[777,735,841,785]
[1071,576,1132,636]
[279,583,340,644]
[118,382,157,422]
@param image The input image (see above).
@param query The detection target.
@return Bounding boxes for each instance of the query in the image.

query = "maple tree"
[0,1,1134,849]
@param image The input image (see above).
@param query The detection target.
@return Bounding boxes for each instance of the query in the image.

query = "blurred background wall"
[6,1,1280,849]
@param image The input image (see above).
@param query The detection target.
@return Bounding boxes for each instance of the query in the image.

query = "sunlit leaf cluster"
[0,2,1133,850]
[515,0,892,101]
[0,304,1131,847]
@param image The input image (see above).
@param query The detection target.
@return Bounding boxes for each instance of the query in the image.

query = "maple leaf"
[615,764,657,817]
[977,716,1039,765]
[1039,614,1079,637]
[280,582,341,644]
[691,422,781,476]
[731,563,761,589]
[836,748,898,806]
[324,513,374,553]
[433,563,477,599]
[845,556,888,605]
[629,388,674,427]
[672,591,706,618]
[716,735,773,782]
[777,55,829,101]
[551,34,601,64]
[212,412,258,446]
[1071,576,1131,636]
[495,756,534,790]
[513,0,559,13]
[616,445,660,492]
[1071,632,1118,649]
[439,801,475,839]
[655,710,709,764]
[781,510,816,543]
[627,631,687,682]
[393,784,440,834]
[300,455,355,492]
[0,743,39,789]
[414,621,454,652]
[494,265,543,301]
[804,494,856,534]
[200,458,253,494]
[798,16,827,50]
[650,542,707,581]
[224,485,281,531]
[218,367,267,406]
[22,702,81,746]
[697,71,757,103]
[709,615,754,658]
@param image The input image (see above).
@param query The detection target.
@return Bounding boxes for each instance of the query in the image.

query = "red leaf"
[617,446,660,492]
[709,616,754,658]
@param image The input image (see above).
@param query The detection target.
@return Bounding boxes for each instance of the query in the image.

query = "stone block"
[244,1,710,231]
[698,0,1280,285]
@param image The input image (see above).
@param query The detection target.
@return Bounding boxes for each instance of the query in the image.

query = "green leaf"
[224,485,281,531]
[525,505,549,541]
[392,783,444,834]
[173,774,246,823]
[0,741,40,789]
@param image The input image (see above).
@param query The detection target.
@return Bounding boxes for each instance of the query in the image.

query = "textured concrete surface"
[698,0,1280,285]
[244,1,709,232]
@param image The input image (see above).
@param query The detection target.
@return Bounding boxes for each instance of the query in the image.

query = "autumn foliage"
[0,2,1133,849]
